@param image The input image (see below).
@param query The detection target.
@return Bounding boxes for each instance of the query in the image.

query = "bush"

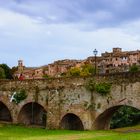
[85,79,95,92]
[110,106,140,129]
[12,89,27,104]
[80,64,95,76]
[95,82,112,96]
[67,67,81,77]
[0,64,13,79]
[129,65,139,72]
[0,67,6,79]
[43,74,50,79]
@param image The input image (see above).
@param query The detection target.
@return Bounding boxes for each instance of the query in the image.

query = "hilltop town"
[14,48,140,79]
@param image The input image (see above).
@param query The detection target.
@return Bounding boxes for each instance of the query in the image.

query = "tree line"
[0,64,17,79]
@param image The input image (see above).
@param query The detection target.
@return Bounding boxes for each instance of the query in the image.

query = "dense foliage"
[129,65,139,72]
[95,82,112,96]
[43,74,50,79]
[0,67,6,79]
[12,89,27,104]
[80,64,95,76]
[85,80,112,96]
[110,106,140,129]
[67,67,81,77]
[11,66,18,77]
[67,64,95,77]
[0,64,13,79]
[85,79,95,92]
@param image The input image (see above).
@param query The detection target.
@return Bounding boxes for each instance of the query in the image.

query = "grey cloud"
[1,0,140,28]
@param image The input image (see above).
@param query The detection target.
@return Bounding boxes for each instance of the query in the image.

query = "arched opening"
[0,101,12,122]
[60,113,84,130]
[110,106,140,129]
[94,105,140,130]
[18,102,47,127]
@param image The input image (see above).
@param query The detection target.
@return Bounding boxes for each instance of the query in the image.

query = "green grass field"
[0,124,139,140]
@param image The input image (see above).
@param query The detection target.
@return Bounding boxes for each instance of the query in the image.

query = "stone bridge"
[0,72,140,130]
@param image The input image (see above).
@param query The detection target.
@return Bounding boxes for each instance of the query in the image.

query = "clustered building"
[14,48,140,79]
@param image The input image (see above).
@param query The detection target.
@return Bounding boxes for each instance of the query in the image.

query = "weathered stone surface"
[0,72,140,130]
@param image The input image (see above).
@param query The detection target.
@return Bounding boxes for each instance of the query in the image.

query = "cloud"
[1,0,140,29]
[0,0,140,67]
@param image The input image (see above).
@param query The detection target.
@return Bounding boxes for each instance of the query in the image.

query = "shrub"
[85,79,95,92]
[110,106,140,129]
[12,89,27,104]
[43,74,50,79]
[67,67,81,77]
[85,80,112,96]
[129,65,139,72]
[0,67,6,79]
[80,64,95,76]
[95,82,112,96]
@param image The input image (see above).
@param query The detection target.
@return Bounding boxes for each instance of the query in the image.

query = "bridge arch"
[94,105,140,130]
[18,102,47,127]
[60,113,84,130]
[0,101,12,122]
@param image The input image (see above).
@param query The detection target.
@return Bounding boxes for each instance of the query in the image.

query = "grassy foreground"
[0,124,140,140]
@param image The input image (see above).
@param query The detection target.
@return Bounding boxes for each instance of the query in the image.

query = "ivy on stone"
[85,79,112,96]
[85,79,95,92]
[95,82,112,96]
[11,89,27,104]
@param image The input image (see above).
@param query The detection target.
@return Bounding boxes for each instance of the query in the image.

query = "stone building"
[47,59,82,77]
[14,60,44,79]
[85,48,140,74]
[14,48,140,79]
[99,48,140,73]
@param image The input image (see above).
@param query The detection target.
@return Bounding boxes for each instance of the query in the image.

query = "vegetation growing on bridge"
[95,82,112,96]
[11,89,27,104]
[129,65,139,72]
[85,79,112,96]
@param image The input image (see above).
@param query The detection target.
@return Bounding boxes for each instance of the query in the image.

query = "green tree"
[80,64,95,76]
[0,64,13,79]
[110,106,140,129]
[11,66,18,76]
[67,67,81,77]
[12,89,27,104]
[95,82,112,96]
[129,65,139,72]
[0,67,6,79]
[43,74,50,79]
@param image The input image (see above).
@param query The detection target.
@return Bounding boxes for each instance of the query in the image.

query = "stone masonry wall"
[0,72,140,130]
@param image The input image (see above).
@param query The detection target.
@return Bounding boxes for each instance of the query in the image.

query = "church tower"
[18,60,24,72]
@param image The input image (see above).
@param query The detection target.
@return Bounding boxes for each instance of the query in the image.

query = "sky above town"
[0,0,140,67]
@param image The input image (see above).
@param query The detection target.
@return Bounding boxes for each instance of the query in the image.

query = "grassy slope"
[0,125,139,140]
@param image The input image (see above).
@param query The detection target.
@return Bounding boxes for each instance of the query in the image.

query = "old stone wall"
[0,72,140,130]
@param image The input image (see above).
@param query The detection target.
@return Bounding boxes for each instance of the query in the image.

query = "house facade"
[14,48,140,79]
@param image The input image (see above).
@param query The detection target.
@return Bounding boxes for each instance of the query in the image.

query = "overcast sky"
[0,0,140,67]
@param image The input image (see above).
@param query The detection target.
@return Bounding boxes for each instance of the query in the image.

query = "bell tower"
[18,60,24,72]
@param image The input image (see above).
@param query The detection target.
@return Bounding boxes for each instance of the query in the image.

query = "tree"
[110,106,140,129]
[11,66,18,76]
[0,67,6,79]
[80,64,95,76]
[43,74,50,79]
[0,64,13,79]
[67,67,81,77]
[66,64,95,77]
[129,65,139,72]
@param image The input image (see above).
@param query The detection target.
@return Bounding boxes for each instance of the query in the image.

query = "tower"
[18,60,24,72]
